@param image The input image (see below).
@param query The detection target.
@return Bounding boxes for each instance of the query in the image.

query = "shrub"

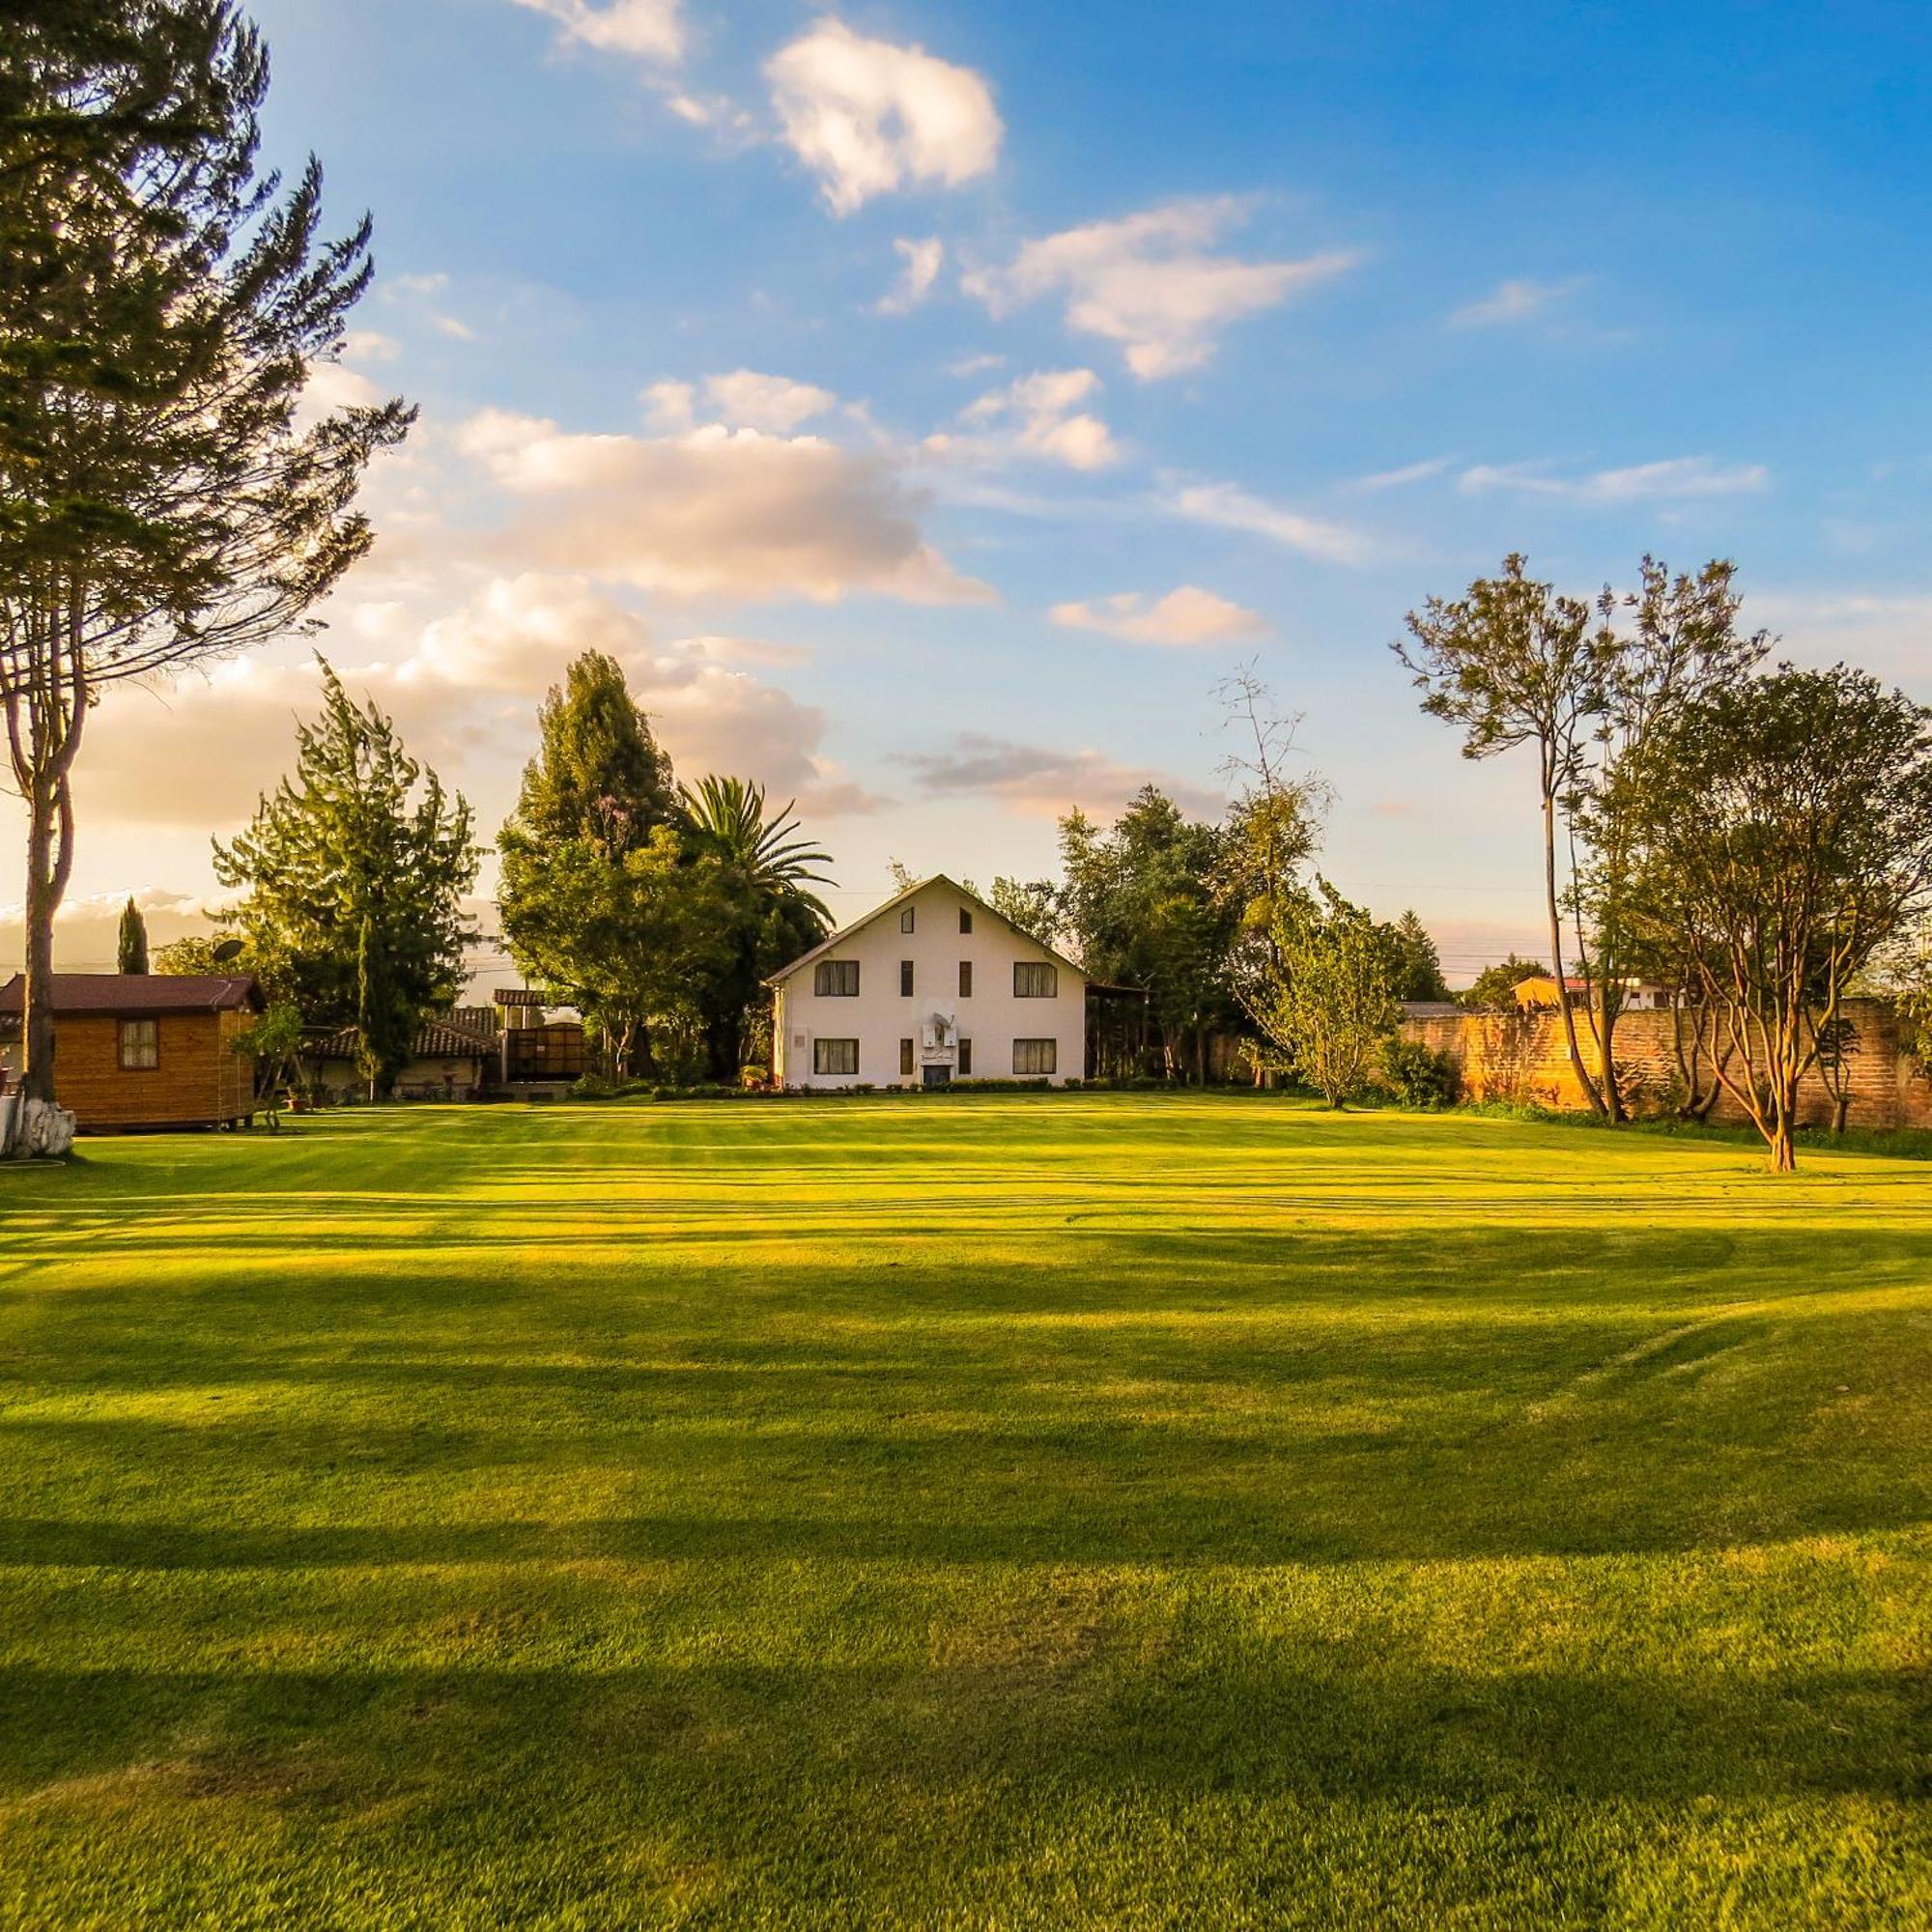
[1380,1036,1461,1110]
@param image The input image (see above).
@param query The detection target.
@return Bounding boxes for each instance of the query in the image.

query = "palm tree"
[679,776,836,927]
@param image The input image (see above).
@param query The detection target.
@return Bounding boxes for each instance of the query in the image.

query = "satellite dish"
[213,938,244,965]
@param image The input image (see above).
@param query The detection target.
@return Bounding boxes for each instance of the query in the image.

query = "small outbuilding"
[0,973,262,1131]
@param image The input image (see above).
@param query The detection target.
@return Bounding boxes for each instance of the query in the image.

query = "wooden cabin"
[0,974,262,1131]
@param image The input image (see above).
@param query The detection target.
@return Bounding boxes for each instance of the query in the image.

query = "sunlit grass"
[1,1094,1927,1927]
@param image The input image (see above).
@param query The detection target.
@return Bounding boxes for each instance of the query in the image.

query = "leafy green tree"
[500,653,749,1076]
[1614,665,1932,1171]
[679,775,833,1072]
[1386,910,1450,1003]
[989,877,1063,949]
[1396,557,1615,1116]
[116,897,149,975]
[154,932,249,979]
[1245,881,1402,1107]
[0,2,409,1120]
[213,660,476,1097]
[1459,954,1548,1010]
[1060,788,1237,1083]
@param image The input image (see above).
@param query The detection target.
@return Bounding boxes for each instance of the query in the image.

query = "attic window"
[959,908,973,934]
[900,907,916,933]
[813,960,860,997]
[1014,962,1058,999]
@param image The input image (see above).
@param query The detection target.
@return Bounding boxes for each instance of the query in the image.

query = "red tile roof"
[0,973,262,1015]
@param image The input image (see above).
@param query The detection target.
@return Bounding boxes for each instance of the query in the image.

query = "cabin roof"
[308,1015,499,1063]
[0,973,262,1017]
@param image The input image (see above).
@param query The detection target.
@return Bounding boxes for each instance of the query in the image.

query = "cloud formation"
[510,0,684,63]
[1168,480,1370,566]
[456,410,989,604]
[1448,276,1586,328]
[897,731,1221,818]
[766,19,1002,214]
[966,197,1357,379]
[1459,456,1770,502]
[935,367,1119,470]
[879,237,945,314]
[1050,584,1267,646]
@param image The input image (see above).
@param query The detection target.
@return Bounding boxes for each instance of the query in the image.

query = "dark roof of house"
[764,873,1086,988]
[0,973,262,1016]
[308,1014,498,1063]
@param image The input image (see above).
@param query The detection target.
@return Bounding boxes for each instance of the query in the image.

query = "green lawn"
[1,1095,1928,1928]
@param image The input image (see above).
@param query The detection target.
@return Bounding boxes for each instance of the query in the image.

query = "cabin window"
[813,960,860,998]
[1012,1038,1057,1076]
[813,1038,859,1075]
[118,1019,159,1071]
[900,1037,915,1075]
[958,1038,973,1076]
[899,907,916,933]
[899,959,914,997]
[960,908,973,934]
[958,960,973,998]
[1014,961,1058,999]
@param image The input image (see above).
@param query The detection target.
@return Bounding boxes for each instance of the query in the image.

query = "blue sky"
[24,0,1932,980]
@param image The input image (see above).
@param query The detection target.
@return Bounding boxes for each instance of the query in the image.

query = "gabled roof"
[765,874,1085,987]
[0,973,262,1016]
[308,1014,499,1063]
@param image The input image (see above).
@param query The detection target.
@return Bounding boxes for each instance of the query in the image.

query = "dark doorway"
[923,1065,952,1089]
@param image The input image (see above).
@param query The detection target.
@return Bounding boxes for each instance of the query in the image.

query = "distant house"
[766,874,1087,1089]
[1513,975,1674,1012]
[309,1010,501,1101]
[0,974,262,1131]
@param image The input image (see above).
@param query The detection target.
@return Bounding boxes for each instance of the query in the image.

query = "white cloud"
[342,329,401,363]
[1169,480,1370,566]
[945,352,1005,378]
[1345,457,1452,493]
[1747,590,1932,690]
[1050,585,1267,647]
[965,197,1358,380]
[934,367,1119,470]
[642,372,838,434]
[698,369,837,432]
[1448,276,1586,328]
[765,18,1002,214]
[897,731,1222,819]
[383,271,476,342]
[879,237,944,314]
[509,0,683,63]
[1459,456,1771,502]
[456,410,989,604]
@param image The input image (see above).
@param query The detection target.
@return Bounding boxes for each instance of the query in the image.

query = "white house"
[767,875,1087,1089]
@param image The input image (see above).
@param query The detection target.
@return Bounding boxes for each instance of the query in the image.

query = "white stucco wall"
[771,879,1085,1088]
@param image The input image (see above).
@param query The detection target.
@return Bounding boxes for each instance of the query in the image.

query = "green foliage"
[0,2,410,1104]
[115,898,148,976]
[1246,879,1402,1107]
[1060,788,1238,1080]
[989,876,1063,948]
[513,652,677,855]
[1614,664,1932,1169]
[213,660,477,1094]
[1379,1035,1462,1109]
[1386,910,1450,1003]
[679,775,833,926]
[1460,953,1549,1010]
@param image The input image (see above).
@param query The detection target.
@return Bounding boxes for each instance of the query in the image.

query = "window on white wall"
[814,960,859,997]
[1014,961,1058,999]
[1012,1038,1057,1076]
[899,960,914,997]
[900,907,915,933]
[814,1038,859,1075]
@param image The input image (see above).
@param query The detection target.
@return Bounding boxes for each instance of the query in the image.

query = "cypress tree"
[116,897,149,975]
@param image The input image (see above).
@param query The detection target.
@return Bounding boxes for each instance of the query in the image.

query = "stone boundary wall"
[1401,997,1932,1131]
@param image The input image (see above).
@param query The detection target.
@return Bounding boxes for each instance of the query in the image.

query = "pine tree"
[213,660,476,1097]
[116,897,149,975]
[0,3,411,1124]
[1387,910,1451,1003]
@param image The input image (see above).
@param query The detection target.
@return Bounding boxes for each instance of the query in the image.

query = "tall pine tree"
[116,898,149,975]
[213,660,476,1097]
[0,3,410,1128]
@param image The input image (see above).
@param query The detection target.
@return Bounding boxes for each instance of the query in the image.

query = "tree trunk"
[1832,1094,1851,1136]
[20,779,60,1107]
[1543,784,1605,1116]
[1768,1120,1797,1172]
[1193,1026,1207,1089]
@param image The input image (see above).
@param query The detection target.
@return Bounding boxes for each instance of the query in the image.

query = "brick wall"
[1402,997,1932,1130]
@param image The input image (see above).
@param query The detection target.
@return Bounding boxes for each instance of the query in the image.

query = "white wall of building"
[772,878,1085,1088]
